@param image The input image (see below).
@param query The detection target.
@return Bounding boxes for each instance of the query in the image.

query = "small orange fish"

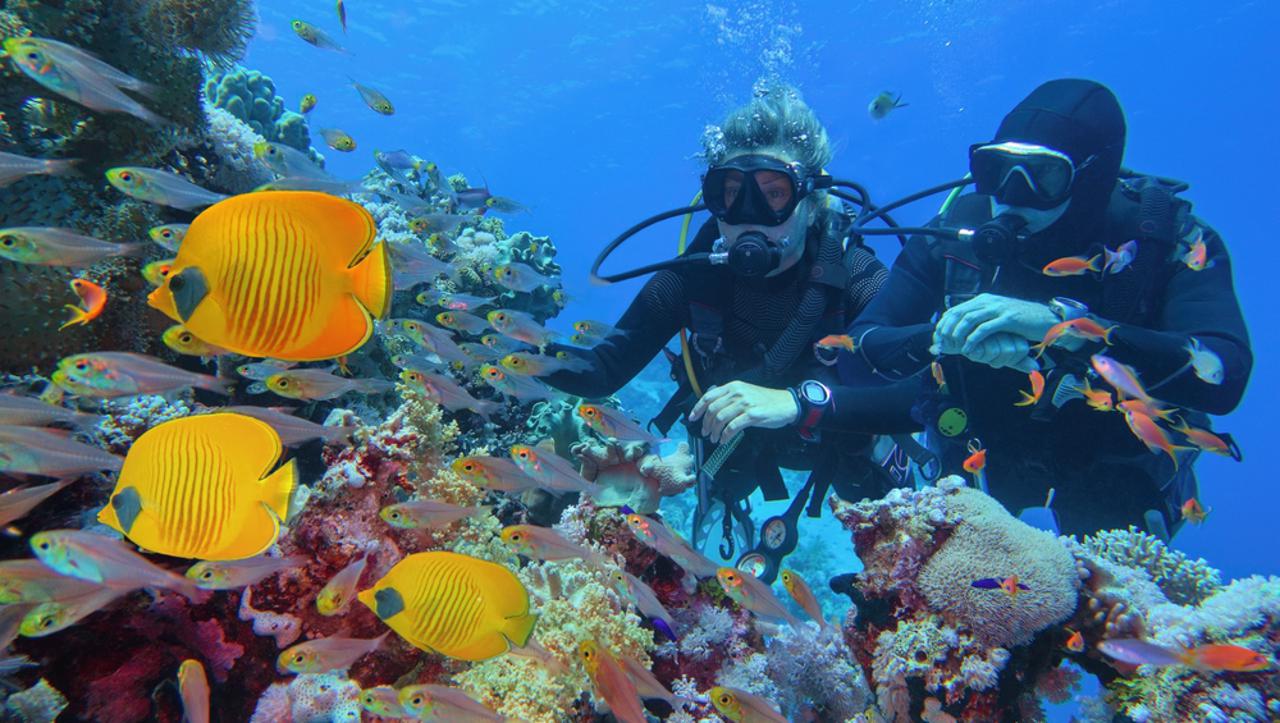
[1076,379,1114,412]
[962,443,986,475]
[1014,370,1044,407]
[1182,235,1211,271]
[1116,398,1178,423]
[815,334,856,353]
[930,360,946,390]
[1065,628,1084,653]
[1172,421,1235,458]
[59,278,107,330]
[1033,318,1114,358]
[971,575,1029,599]
[1042,253,1102,277]
[1181,498,1210,525]
[1121,409,1186,469]
[1184,643,1271,672]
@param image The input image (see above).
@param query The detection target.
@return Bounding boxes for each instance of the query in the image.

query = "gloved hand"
[688,380,800,444]
[954,332,1040,372]
[933,293,1058,354]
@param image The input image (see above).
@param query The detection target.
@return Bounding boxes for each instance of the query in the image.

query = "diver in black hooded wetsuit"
[845,79,1252,540]
[544,85,921,580]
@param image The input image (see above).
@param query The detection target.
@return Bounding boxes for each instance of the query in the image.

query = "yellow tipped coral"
[455,559,653,722]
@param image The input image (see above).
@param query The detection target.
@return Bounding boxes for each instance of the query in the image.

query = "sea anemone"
[140,0,257,67]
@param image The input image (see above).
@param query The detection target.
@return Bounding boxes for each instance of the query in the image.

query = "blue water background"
[244,0,1276,582]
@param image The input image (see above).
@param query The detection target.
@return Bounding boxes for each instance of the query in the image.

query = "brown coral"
[572,437,695,514]
[139,0,256,66]
[917,487,1079,647]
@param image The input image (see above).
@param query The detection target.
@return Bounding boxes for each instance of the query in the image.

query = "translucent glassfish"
[223,406,355,447]
[265,369,394,401]
[493,262,555,293]
[19,585,127,638]
[450,455,542,493]
[380,498,490,529]
[624,514,719,578]
[53,352,231,398]
[316,554,366,616]
[508,444,600,496]
[178,659,210,723]
[500,525,605,564]
[578,641,647,723]
[106,167,228,211]
[0,425,122,478]
[479,364,557,404]
[0,150,76,188]
[0,227,141,267]
[398,684,504,722]
[0,480,70,528]
[186,554,307,590]
[0,393,99,429]
[29,529,201,600]
[717,567,800,626]
[277,632,388,674]
[486,309,559,348]
[2,37,164,125]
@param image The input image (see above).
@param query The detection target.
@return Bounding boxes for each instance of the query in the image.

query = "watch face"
[800,380,829,405]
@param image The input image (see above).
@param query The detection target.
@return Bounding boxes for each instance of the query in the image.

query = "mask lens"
[701,158,801,226]
[969,143,1075,209]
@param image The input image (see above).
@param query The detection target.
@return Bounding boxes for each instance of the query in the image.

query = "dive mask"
[701,154,819,226]
[969,141,1089,210]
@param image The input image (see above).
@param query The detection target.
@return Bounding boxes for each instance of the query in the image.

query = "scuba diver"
[545,84,921,582]
[845,78,1251,540]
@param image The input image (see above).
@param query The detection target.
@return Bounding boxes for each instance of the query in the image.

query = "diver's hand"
[688,381,799,444]
[933,293,1058,352]
[956,332,1039,373]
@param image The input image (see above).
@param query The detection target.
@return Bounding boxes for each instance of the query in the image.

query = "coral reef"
[204,65,311,152]
[137,0,257,67]
[573,436,697,514]
[1083,525,1223,606]
[4,678,67,722]
[833,478,1078,721]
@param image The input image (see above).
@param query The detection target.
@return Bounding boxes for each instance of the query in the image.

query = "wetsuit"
[846,80,1252,537]
[546,210,921,510]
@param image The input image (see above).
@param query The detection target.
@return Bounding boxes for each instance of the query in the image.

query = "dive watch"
[1049,297,1089,322]
[791,380,831,443]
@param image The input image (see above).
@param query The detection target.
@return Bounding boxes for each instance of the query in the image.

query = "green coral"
[1083,526,1222,606]
[204,65,311,151]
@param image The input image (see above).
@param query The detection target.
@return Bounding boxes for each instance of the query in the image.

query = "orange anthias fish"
[1116,398,1177,423]
[147,191,392,362]
[59,278,106,330]
[1181,498,1211,525]
[1120,408,1187,469]
[1033,318,1114,358]
[815,334,856,353]
[1065,628,1084,653]
[1042,253,1103,277]
[1182,235,1211,271]
[1074,378,1115,412]
[1091,354,1153,404]
[578,641,648,723]
[931,360,947,390]
[1100,638,1271,673]
[1172,421,1236,458]
[962,444,986,475]
[971,575,1030,600]
[1014,370,1045,407]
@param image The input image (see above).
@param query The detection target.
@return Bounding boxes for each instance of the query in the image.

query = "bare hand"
[688,381,800,444]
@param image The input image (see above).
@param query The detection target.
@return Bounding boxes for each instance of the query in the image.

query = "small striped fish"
[357,551,536,661]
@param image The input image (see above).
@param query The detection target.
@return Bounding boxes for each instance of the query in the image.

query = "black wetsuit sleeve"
[1097,226,1252,415]
[820,246,924,434]
[846,234,944,379]
[542,270,689,399]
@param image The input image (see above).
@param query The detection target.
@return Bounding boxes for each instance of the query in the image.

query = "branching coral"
[1083,526,1222,606]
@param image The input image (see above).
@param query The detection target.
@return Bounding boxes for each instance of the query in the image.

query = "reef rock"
[572,437,696,514]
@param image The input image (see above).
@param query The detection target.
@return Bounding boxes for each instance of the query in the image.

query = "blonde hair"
[703,82,833,175]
